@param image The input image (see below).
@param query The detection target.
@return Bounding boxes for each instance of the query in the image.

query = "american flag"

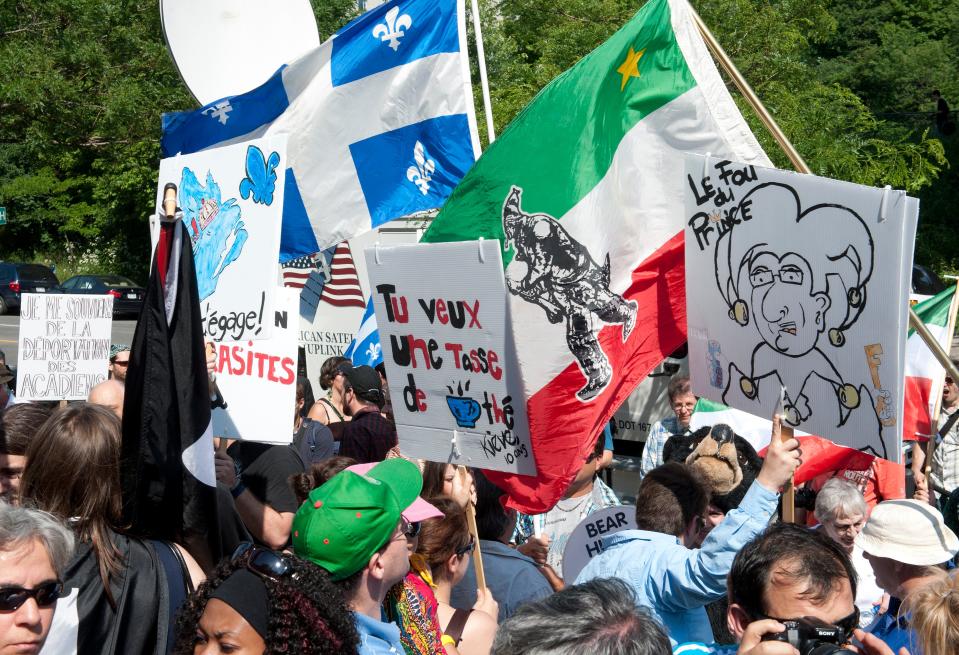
[320,242,366,308]
[281,253,318,289]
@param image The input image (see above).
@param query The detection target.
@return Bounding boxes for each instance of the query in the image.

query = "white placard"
[156,135,287,342]
[684,154,917,461]
[16,293,113,400]
[365,240,535,474]
[562,505,637,582]
[211,287,299,443]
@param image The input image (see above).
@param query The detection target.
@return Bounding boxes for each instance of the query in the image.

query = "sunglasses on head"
[230,542,296,582]
[455,538,476,557]
[0,581,62,612]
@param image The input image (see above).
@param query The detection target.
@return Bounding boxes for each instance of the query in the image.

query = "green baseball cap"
[291,458,422,580]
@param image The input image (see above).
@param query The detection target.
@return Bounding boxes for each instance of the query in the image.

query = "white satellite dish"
[160,0,321,106]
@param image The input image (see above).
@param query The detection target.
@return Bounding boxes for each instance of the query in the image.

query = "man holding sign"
[575,418,801,646]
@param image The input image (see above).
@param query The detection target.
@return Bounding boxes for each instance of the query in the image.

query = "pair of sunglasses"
[0,581,63,612]
[455,538,476,557]
[231,542,295,581]
[403,519,421,539]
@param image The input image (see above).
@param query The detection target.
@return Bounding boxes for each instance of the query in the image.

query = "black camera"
[760,616,849,655]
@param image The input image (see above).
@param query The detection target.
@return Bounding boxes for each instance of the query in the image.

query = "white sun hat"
[855,499,959,566]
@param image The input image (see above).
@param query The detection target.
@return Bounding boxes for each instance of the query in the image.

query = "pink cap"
[346,462,444,522]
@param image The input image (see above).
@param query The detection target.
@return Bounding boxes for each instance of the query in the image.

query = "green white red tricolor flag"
[903,285,958,442]
[422,0,771,512]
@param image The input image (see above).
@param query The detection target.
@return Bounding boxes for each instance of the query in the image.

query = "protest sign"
[684,154,917,461]
[365,240,535,474]
[16,293,113,400]
[211,287,298,444]
[156,135,287,342]
[561,505,637,581]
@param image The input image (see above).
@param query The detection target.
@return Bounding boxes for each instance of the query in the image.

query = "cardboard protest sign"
[211,287,298,444]
[365,240,535,474]
[156,135,287,342]
[684,154,917,461]
[16,293,112,400]
[561,506,637,581]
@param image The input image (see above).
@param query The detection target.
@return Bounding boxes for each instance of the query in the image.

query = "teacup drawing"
[446,395,482,429]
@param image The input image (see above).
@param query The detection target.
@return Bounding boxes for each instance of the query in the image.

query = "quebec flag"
[344,298,383,368]
[161,0,481,261]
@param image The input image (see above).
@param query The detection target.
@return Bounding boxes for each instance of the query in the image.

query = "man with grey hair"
[492,578,671,655]
[0,503,75,654]
[814,477,886,627]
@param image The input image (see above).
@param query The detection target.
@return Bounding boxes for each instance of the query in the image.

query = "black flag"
[121,219,221,571]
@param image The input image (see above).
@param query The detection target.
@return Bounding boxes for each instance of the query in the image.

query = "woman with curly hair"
[174,543,359,654]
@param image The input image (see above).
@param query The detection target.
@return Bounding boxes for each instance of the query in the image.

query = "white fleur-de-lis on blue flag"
[406,141,435,195]
[202,100,233,125]
[372,6,413,51]
[345,297,383,368]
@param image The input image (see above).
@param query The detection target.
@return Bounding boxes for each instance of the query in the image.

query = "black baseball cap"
[342,364,382,400]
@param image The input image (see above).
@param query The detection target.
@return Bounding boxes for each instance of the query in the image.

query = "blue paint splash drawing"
[239,145,281,205]
[181,167,247,300]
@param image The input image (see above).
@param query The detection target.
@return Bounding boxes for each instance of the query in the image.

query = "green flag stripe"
[422,0,695,264]
[694,397,728,413]
[908,284,956,338]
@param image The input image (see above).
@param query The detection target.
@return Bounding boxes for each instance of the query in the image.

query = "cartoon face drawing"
[747,252,829,356]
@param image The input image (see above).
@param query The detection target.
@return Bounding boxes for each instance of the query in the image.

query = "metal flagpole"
[469,0,497,144]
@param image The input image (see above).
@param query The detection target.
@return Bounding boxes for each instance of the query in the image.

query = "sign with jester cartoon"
[155,135,287,342]
[684,154,917,461]
[365,240,535,475]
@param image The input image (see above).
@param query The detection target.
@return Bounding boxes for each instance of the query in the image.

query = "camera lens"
[805,644,848,655]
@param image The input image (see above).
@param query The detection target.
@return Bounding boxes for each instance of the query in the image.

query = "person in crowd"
[513,429,620,588]
[337,364,398,464]
[291,458,425,654]
[87,379,125,420]
[576,417,801,645]
[293,379,336,465]
[307,356,351,441]
[932,89,952,133]
[903,569,959,655]
[19,403,204,654]
[815,478,887,627]
[290,455,358,505]
[492,577,672,655]
[421,462,475,508]
[922,366,959,502]
[0,403,52,504]
[451,470,552,622]
[857,498,959,652]
[107,344,130,382]
[0,503,75,655]
[215,436,305,551]
[173,543,359,654]
[640,376,696,478]
[0,364,16,408]
[672,523,899,655]
[374,362,394,421]
[416,496,498,655]
[597,422,615,472]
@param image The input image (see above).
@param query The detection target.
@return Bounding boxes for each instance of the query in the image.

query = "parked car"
[912,263,947,297]
[0,263,61,314]
[60,275,145,317]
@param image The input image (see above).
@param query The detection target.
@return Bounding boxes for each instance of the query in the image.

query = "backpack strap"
[320,397,345,422]
[444,607,473,646]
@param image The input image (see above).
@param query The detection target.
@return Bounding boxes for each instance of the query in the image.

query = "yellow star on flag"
[616,46,646,91]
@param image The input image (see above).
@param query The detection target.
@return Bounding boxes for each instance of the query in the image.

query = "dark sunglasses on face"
[403,519,421,539]
[230,542,296,581]
[112,360,129,367]
[0,581,63,611]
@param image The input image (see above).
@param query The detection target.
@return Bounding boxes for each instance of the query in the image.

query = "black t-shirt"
[229,441,305,514]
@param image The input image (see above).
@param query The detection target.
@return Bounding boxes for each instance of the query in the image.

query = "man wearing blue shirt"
[577,418,801,645]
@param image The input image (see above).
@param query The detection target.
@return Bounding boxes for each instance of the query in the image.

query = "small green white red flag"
[422,0,769,512]
[903,285,958,442]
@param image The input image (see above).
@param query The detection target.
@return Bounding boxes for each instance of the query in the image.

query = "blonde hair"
[905,570,959,655]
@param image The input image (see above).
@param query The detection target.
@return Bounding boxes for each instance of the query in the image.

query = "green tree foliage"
[0,0,355,281]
